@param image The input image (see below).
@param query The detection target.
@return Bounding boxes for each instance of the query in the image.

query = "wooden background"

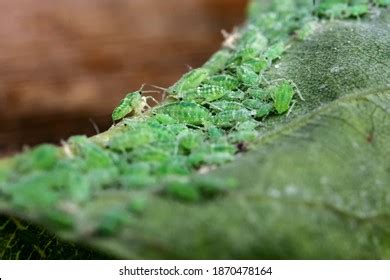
[0,0,246,156]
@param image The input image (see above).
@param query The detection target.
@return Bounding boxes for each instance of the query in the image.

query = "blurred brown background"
[0,0,247,156]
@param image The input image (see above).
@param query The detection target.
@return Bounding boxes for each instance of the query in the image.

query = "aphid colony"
[6,0,368,236]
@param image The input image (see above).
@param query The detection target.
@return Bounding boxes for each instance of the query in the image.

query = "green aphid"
[236,64,260,87]
[243,57,269,73]
[271,81,295,114]
[223,90,246,101]
[315,1,349,18]
[256,103,274,118]
[65,172,91,202]
[246,87,271,100]
[235,120,261,131]
[68,136,113,169]
[86,167,118,189]
[15,144,59,173]
[214,109,256,128]
[264,42,286,62]
[207,125,225,140]
[346,3,369,17]
[150,114,178,125]
[167,68,210,96]
[229,130,259,143]
[6,173,60,209]
[229,47,259,65]
[237,25,268,52]
[128,196,148,214]
[164,177,200,202]
[243,98,270,110]
[204,74,240,90]
[155,102,212,126]
[119,162,151,176]
[112,90,156,122]
[177,130,204,151]
[210,100,245,112]
[129,145,171,163]
[202,49,232,74]
[109,127,155,151]
[183,85,227,103]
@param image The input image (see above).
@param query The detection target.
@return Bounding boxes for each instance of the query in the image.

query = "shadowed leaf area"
[0,0,389,259]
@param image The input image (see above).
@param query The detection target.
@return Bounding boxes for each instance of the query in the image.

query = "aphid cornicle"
[167,68,210,96]
[112,88,158,122]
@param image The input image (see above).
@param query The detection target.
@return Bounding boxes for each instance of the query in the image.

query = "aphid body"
[209,100,245,112]
[214,108,256,128]
[236,64,260,87]
[264,42,286,62]
[271,81,295,114]
[155,102,211,126]
[204,74,240,90]
[112,91,153,122]
[183,85,227,103]
[167,68,209,96]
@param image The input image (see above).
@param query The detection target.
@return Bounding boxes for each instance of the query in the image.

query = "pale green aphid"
[236,64,260,87]
[183,85,227,103]
[188,151,235,167]
[243,57,269,73]
[246,87,271,100]
[223,90,246,101]
[164,176,200,202]
[109,127,155,151]
[167,68,210,96]
[375,0,389,6]
[271,81,295,114]
[264,42,286,61]
[255,103,274,118]
[68,136,113,169]
[243,98,269,110]
[204,74,240,90]
[214,108,256,128]
[14,144,59,173]
[296,20,320,41]
[202,49,232,74]
[112,89,158,122]
[229,47,259,65]
[207,125,225,140]
[155,102,212,126]
[177,130,204,152]
[157,156,192,176]
[237,25,268,52]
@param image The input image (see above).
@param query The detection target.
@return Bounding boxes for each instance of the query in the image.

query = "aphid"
[202,49,232,74]
[155,102,212,126]
[346,3,369,17]
[157,156,192,176]
[246,87,271,100]
[255,103,274,118]
[264,42,287,62]
[188,150,235,167]
[177,130,204,152]
[68,135,113,169]
[149,114,178,125]
[243,98,269,110]
[204,74,240,90]
[235,64,260,87]
[374,0,389,7]
[112,87,158,122]
[120,174,157,189]
[223,90,246,101]
[129,145,171,163]
[236,24,268,52]
[167,68,210,96]
[271,81,295,114]
[229,47,259,65]
[296,21,320,41]
[15,144,59,173]
[207,125,225,140]
[235,120,261,131]
[183,85,227,103]
[243,57,269,73]
[209,100,245,112]
[214,108,256,128]
[108,126,155,151]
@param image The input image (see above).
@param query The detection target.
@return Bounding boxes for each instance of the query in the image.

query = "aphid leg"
[149,84,169,100]
[144,95,160,105]
[288,80,305,101]
[286,100,297,117]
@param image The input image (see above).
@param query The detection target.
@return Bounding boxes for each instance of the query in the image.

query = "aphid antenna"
[89,118,100,134]
[149,84,168,100]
